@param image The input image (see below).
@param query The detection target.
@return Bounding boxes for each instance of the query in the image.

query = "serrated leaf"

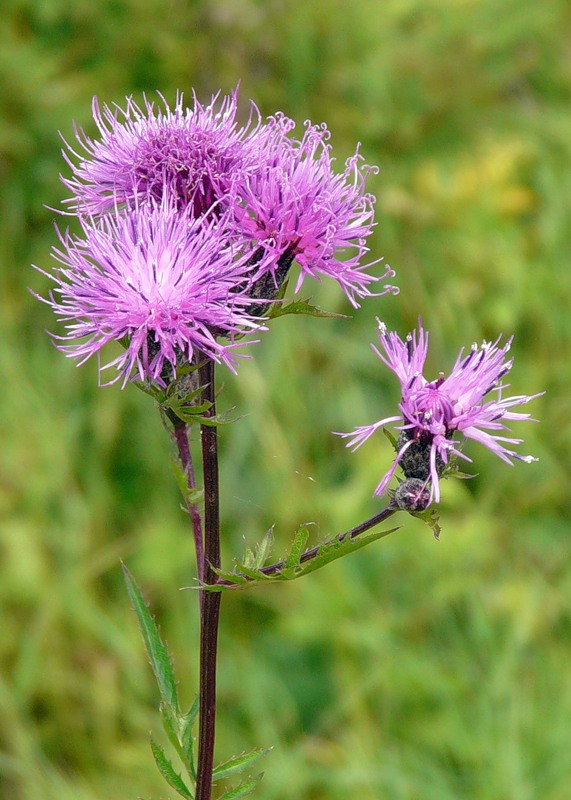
[194,407,239,427]
[269,298,348,320]
[122,564,179,713]
[412,507,442,540]
[202,525,399,591]
[213,749,272,782]
[382,427,399,450]
[209,568,251,587]
[300,526,399,576]
[448,470,478,480]
[161,702,185,760]
[217,774,264,800]
[181,696,199,780]
[134,379,167,403]
[184,695,200,727]
[232,562,273,581]
[285,526,310,569]
[251,528,274,568]
[150,738,194,799]
[242,547,256,569]
[171,457,204,508]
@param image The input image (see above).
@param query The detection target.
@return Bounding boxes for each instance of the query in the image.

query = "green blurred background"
[1,0,570,798]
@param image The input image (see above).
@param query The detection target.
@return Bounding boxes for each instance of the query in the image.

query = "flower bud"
[394,478,431,512]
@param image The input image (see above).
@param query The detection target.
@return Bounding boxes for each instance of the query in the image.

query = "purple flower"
[61,88,264,217]
[35,201,264,386]
[60,89,396,305]
[339,320,542,505]
[231,115,397,306]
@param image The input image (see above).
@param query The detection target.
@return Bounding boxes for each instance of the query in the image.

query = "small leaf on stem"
[212,748,272,781]
[269,298,348,320]
[122,564,180,713]
[150,737,194,799]
[285,526,310,569]
[217,774,264,800]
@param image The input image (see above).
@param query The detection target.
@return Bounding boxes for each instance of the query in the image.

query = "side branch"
[260,503,398,577]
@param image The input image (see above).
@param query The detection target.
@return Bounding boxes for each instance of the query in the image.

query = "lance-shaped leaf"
[181,696,200,780]
[171,457,204,509]
[217,774,264,800]
[243,528,274,570]
[204,524,399,591]
[212,748,272,782]
[284,525,310,571]
[160,701,197,783]
[268,297,348,320]
[122,564,179,713]
[150,737,194,799]
[412,507,442,540]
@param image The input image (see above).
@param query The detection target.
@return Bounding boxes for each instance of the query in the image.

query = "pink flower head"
[57,88,397,306]
[339,320,543,505]
[231,115,397,307]
[61,88,264,217]
[35,201,264,386]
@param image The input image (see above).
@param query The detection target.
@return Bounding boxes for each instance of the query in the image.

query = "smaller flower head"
[339,319,543,505]
[35,200,264,386]
[61,88,264,217]
[231,116,397,306]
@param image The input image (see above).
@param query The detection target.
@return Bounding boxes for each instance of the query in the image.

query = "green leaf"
[194,407,240,427]
[241,546,256,569]
[217,774,264,800]
[203,525,399,591]
[251,528,274,568]
[150,737,194,799]
[133,379,167,403]
[269,298,348,320]
[208,568,251,587]
[382,427,399,450]
[181,697,199,780]
[231,562,273,582]
[171,457,204,507]
[285,526,310,569]
[447,469,478,480]
[412,507,442,540]
[292,526,399,577]
[213,748,272,782]
[122,564,179,713]
[161,702,185,761]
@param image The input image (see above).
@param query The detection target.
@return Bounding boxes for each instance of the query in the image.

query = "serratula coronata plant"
[34,87,542,800]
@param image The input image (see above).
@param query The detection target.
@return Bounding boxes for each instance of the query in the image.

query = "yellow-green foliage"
[1,1,569,798]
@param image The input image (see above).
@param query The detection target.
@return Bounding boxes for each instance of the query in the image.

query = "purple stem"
[216,502,399,587]
[171,415,205,584]
[195,358,221,800]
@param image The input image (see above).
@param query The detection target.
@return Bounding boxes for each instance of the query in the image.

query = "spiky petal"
[231,115,397,306]
[339,319,543,505]
[61,89,265,217]
[35,201,264,385]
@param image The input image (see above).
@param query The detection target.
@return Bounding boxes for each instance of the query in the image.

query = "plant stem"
[266,503,398,574]
[215,503,399,587]
[195,358,222,800]
[171,414,205,584]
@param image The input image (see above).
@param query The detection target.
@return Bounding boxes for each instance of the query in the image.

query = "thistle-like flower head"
[38,88,398,390]
[61,89,264,217]
[35,201,264,386]
[231,114,396,306]
[339,320,543,505]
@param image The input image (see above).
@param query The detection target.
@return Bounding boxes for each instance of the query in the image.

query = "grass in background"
[1,0,570,798]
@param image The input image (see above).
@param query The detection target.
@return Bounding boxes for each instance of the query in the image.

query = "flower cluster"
[38,88,395,385]
[339,320,542,506]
